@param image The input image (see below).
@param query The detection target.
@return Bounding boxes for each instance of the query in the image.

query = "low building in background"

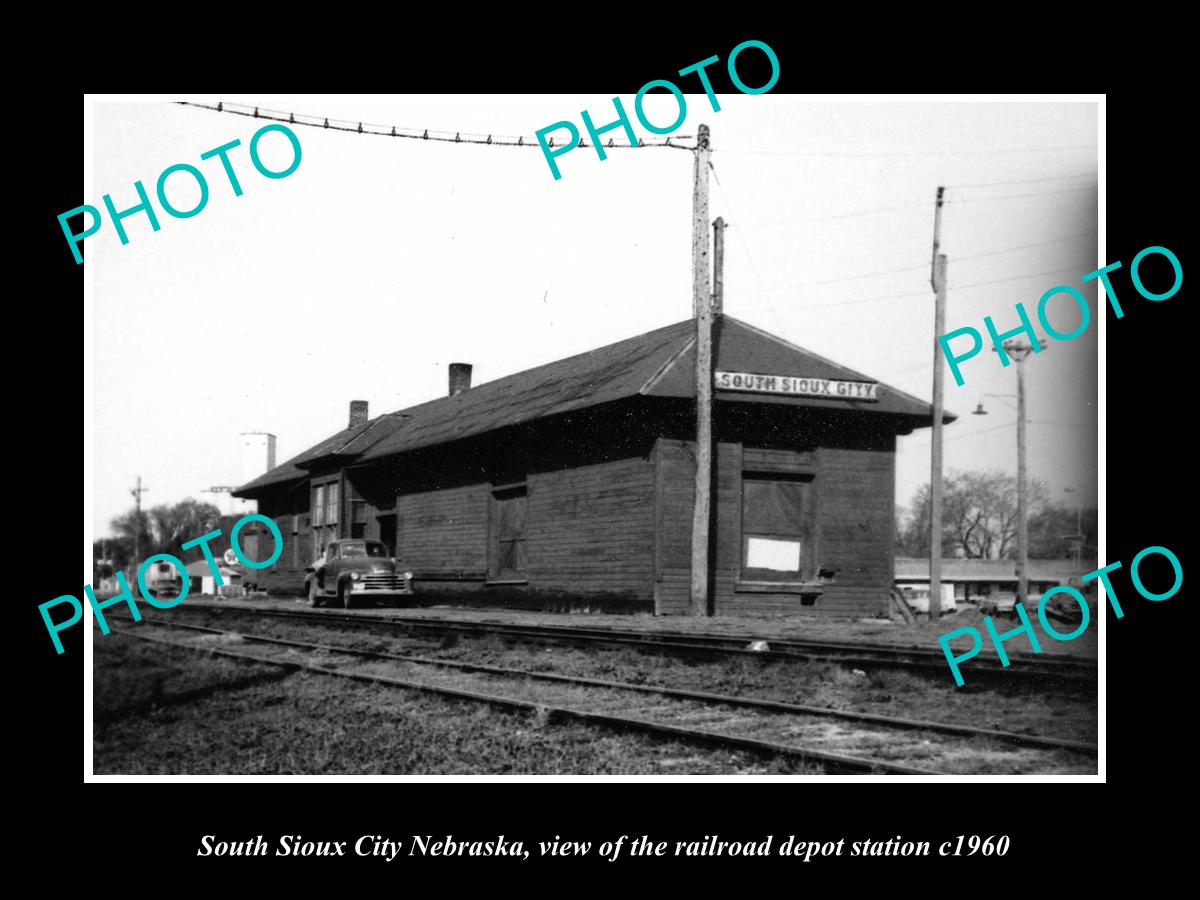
[895,556,1098,611]
[185,559,245,597]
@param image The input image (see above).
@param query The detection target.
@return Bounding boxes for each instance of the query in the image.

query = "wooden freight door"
[489,486,528,581]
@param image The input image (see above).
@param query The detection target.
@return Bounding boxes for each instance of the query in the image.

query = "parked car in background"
[1032,589,1092,625]
[305,539,414,608]
[979,591,1018,616]
[898,582,956,614]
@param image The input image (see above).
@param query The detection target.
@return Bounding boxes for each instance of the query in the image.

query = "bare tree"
[1029,502,1097,559]
[900,470,1048,559]
[898,485,932,557]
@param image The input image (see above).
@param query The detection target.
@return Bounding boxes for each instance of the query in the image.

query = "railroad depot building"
[234,316,945,617]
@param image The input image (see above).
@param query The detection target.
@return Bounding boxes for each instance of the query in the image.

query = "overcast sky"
[87,95,1098,536]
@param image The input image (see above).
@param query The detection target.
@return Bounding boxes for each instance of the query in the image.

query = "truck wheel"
[308,581,321,608]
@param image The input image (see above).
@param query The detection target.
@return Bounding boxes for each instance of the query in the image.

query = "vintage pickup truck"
[304,539,414,608]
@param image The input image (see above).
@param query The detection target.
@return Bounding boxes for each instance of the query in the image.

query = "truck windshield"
[340,542,388,558]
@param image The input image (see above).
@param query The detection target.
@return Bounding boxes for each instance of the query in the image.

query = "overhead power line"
[952,231,1096,264]
[895,421,1018,444]
[721,145,1097,159]
[901,418,1095,445]
[741,184,1097,230]
[741,200,932,227]
[949,173,1097,189]
[726,231,1098,295]
[175,101,696,151]
[731,233,1098,298]
[733,265,1093,312]
[946,184,1098,203]
[709,161,786,334]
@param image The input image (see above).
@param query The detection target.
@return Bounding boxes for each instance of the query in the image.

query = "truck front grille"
[360,573,407,591]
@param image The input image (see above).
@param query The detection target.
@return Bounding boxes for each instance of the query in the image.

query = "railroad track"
[112,617,1097,775]
[177,601,1097,684]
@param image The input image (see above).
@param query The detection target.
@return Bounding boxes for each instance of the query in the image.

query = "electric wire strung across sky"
[939,245,1183,386]
[535,39,781,180]
[177,100,695,152]
[162,99,1098,317]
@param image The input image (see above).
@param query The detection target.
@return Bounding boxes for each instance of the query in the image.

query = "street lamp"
[972,393,1016,417]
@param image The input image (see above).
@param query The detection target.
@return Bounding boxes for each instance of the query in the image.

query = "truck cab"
[304,539,414,608]
[143,560,183,599]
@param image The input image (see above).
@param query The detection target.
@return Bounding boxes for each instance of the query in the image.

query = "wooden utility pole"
[131,476,148,565]
[930,186,945,282]
[691,125,711,318]
[1015,345,1030,609]
[928,185,946,621]
[992,339,1037,608]
[689,124,713,617]
[712,217,725,314]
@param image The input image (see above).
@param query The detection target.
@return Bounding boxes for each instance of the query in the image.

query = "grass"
[93,634,820,775]
[94,609,1097,774]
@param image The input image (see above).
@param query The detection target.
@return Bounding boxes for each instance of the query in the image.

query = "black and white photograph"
[80,91,1103,778]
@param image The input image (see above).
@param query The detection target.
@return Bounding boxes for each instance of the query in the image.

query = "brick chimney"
[349,400,369,427]
[449,363,473,396]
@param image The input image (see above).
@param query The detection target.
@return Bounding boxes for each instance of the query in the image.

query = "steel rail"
[177,602,1096,683]
[112,626,936,776]
[142,617,1097,755]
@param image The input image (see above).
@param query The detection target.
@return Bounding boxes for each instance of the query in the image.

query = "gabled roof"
[236,316,947,496]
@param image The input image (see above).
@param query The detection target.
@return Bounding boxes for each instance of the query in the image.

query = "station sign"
[715,370,879,401]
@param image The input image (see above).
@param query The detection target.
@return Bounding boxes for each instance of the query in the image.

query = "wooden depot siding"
[254,503,312,596]
[654,430,896,618]
[526,455,656,607]
[397,482,490,583]
[394,454,656,611]
[812,439,895,617]
[655,438,699,615]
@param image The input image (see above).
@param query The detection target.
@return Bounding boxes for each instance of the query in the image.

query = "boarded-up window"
[741,476,812,582]
[490,485,528,581]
